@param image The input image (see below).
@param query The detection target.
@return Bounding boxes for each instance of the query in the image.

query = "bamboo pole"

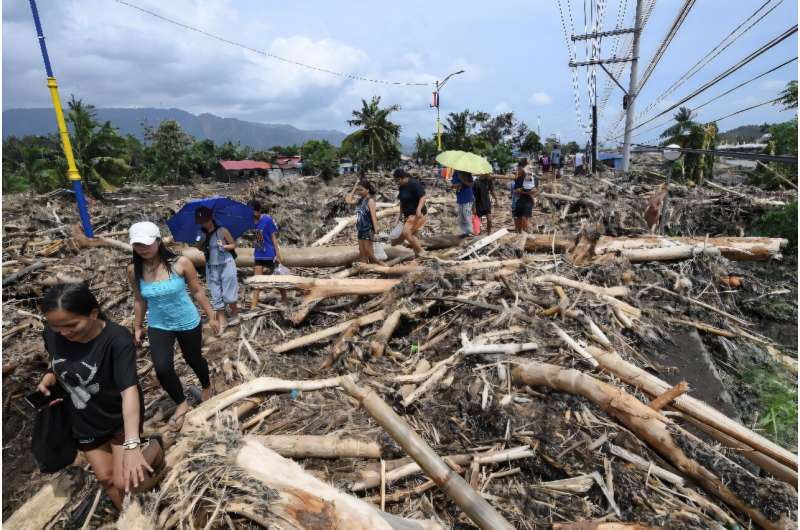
[252,433,382,459]
[340,376,515,530]
[273,310,385,354]
[312,206,400,247]
[532,274,629,298]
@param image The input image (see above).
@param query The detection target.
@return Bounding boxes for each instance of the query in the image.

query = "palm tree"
[660,106,697,145]
[66,97,130,197]
[442,110,472,150]
[777,80,798,110]
[345,96,401,170]
[5,142,62,193]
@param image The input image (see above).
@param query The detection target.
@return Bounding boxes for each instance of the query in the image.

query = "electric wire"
[636,0,696,92]
[113,0,432,86]
[631,56,797,140]
[556,0,588,131]
[603,0,783,140]
[610,24,797,139]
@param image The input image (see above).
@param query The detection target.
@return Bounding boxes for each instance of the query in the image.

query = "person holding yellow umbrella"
[435,151,493,238]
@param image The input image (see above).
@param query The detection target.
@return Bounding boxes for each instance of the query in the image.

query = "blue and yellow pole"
[29,0,93,237]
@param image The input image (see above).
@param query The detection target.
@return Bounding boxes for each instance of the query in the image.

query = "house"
[339,158,358,175]
[598,151,624,171]
[217,160,271,182]
[274,155,303,178]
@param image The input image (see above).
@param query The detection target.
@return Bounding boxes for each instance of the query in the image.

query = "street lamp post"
[431,69,464,151]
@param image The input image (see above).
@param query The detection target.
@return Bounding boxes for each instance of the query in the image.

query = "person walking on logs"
[513,159,539,233]
[346,179,386,266]
[392,169,427,257]
[248,200,286,309]
[451,169,475,238]
[36,282,165,510]
[551,144,563,179]
[473,172,498,233]
[195,206,240,331]
[127,221,219,432]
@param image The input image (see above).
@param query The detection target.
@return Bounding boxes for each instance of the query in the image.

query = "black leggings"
[148,324,210,404]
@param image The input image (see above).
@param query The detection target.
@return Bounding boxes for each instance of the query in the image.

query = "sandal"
[167,408,188,433]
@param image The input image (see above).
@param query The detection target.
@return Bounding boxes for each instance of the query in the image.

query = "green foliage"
[743,362,798,449]
[346,96,402,170]
[413,134,438,165]
[769,117,798,157]
[563,141,581,155]
[486,142,514,173]
[660,106,697,144]
[140,120,195,184]
[2,135,65,193]
[271,145,300,157]
[518,130,542,156]
[301,139,339,179]
[754,200,797,250]
[777,80,798,110]
[66,97,130,197]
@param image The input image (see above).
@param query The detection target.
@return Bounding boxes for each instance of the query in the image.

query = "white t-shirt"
[575,153,584,167]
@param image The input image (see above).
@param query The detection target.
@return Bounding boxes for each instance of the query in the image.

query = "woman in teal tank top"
[127,222,220,432]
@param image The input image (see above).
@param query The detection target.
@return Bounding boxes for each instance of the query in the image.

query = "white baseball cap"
[129,221,161,245]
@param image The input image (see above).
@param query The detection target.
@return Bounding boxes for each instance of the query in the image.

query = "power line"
[604,0,783,140]
[632,56,797,139]
[636,0,696,92]
[556,0,588,131]
[610,23,798,139]
[113,0,432,86]
[632,142,797,164]
[634,0,784,122]
[706,96,783,124]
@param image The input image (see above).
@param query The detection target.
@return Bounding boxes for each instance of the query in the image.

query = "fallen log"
[620,245,721,262]
[584,346,797,472]
[252,433,382,459]
[340,376,515,530]
[313,206,400,246]
[608,444,685,486]
[371,308,407,358]
[2,260,45,287]
[648,381,689,411]
[532,274,629,298]
[353,258,525,277]
[183,245,413,269]
[512,361,796,530]
[4,470,83,530]
[457,228,510,259]
[274,310,385,354]
[540,192,603,209]
[665,411,798,489]
[236,438,442,530]
[246,275,400,324]
[323,321,361,368]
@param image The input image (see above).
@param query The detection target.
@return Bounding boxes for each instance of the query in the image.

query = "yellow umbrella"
[435,150,493,175]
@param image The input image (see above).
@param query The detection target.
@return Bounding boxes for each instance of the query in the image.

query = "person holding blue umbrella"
[195,206,240,331]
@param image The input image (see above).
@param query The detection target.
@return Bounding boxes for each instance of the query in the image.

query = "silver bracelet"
[122,438,141,450]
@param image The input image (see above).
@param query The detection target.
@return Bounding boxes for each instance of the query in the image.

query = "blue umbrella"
[167,196,254,244]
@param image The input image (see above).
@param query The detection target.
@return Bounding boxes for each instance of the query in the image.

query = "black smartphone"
[24,385,67,410]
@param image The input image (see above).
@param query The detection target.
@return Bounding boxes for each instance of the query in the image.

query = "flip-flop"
[167,409,188,432]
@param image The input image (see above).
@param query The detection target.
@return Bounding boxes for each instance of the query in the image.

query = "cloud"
[530,92,552,105]
[494,101,511,114]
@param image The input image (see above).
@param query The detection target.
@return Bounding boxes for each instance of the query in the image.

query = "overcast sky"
[3,0,798,145]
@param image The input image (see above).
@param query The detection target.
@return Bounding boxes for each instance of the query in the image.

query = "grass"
[743,361,798,449]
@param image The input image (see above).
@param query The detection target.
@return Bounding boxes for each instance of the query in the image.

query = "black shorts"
[513,199,533,218]
[357,227,374,241]
[254,259,276,273]
[475,208,491,217]
[78,427,125,451]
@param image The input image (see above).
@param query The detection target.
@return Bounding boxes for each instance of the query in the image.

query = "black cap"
[393,168,409,179]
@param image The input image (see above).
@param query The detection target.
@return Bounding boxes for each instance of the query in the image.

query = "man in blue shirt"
[248,200,286,308]
[451,170,475,237]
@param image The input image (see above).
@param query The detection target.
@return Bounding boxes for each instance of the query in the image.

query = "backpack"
[201,225,237,262]
[32,396,77,473]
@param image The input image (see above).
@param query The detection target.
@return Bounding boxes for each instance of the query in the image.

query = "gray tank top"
[207,228,232,265]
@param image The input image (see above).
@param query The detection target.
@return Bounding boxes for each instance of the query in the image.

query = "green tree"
[301,139,339,180]
[413,134,438,165]
[518,131,542,156]
[2,137,63,193]
[660,106,697,145]
[442,110,473,151]
[777,80,798,110]
[345,96,402,170]
[141,120,194,184]
[563,141,581,155]
[189,139,218,178]
[66,97,130,197]
[487,142,515,173]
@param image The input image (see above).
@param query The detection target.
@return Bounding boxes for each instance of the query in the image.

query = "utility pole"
[591,102,598,173]
[431,69,465,151]
[621,0,645,173]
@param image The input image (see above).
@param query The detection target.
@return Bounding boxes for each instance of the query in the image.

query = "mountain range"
[2,107,413,151]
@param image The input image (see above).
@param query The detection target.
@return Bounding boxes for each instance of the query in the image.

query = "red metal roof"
[219,160,271,170]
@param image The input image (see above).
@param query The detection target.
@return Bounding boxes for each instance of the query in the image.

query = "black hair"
[519,158,528,167]
[132,240,177,284]
[195,206,213,223]
[357,179,376,196]
[42,282,108,321]
[247,199,263,213]
[393,168,409,179]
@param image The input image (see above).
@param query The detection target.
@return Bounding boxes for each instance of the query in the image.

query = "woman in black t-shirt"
[37,282,163,509]
[393,168,427,257]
